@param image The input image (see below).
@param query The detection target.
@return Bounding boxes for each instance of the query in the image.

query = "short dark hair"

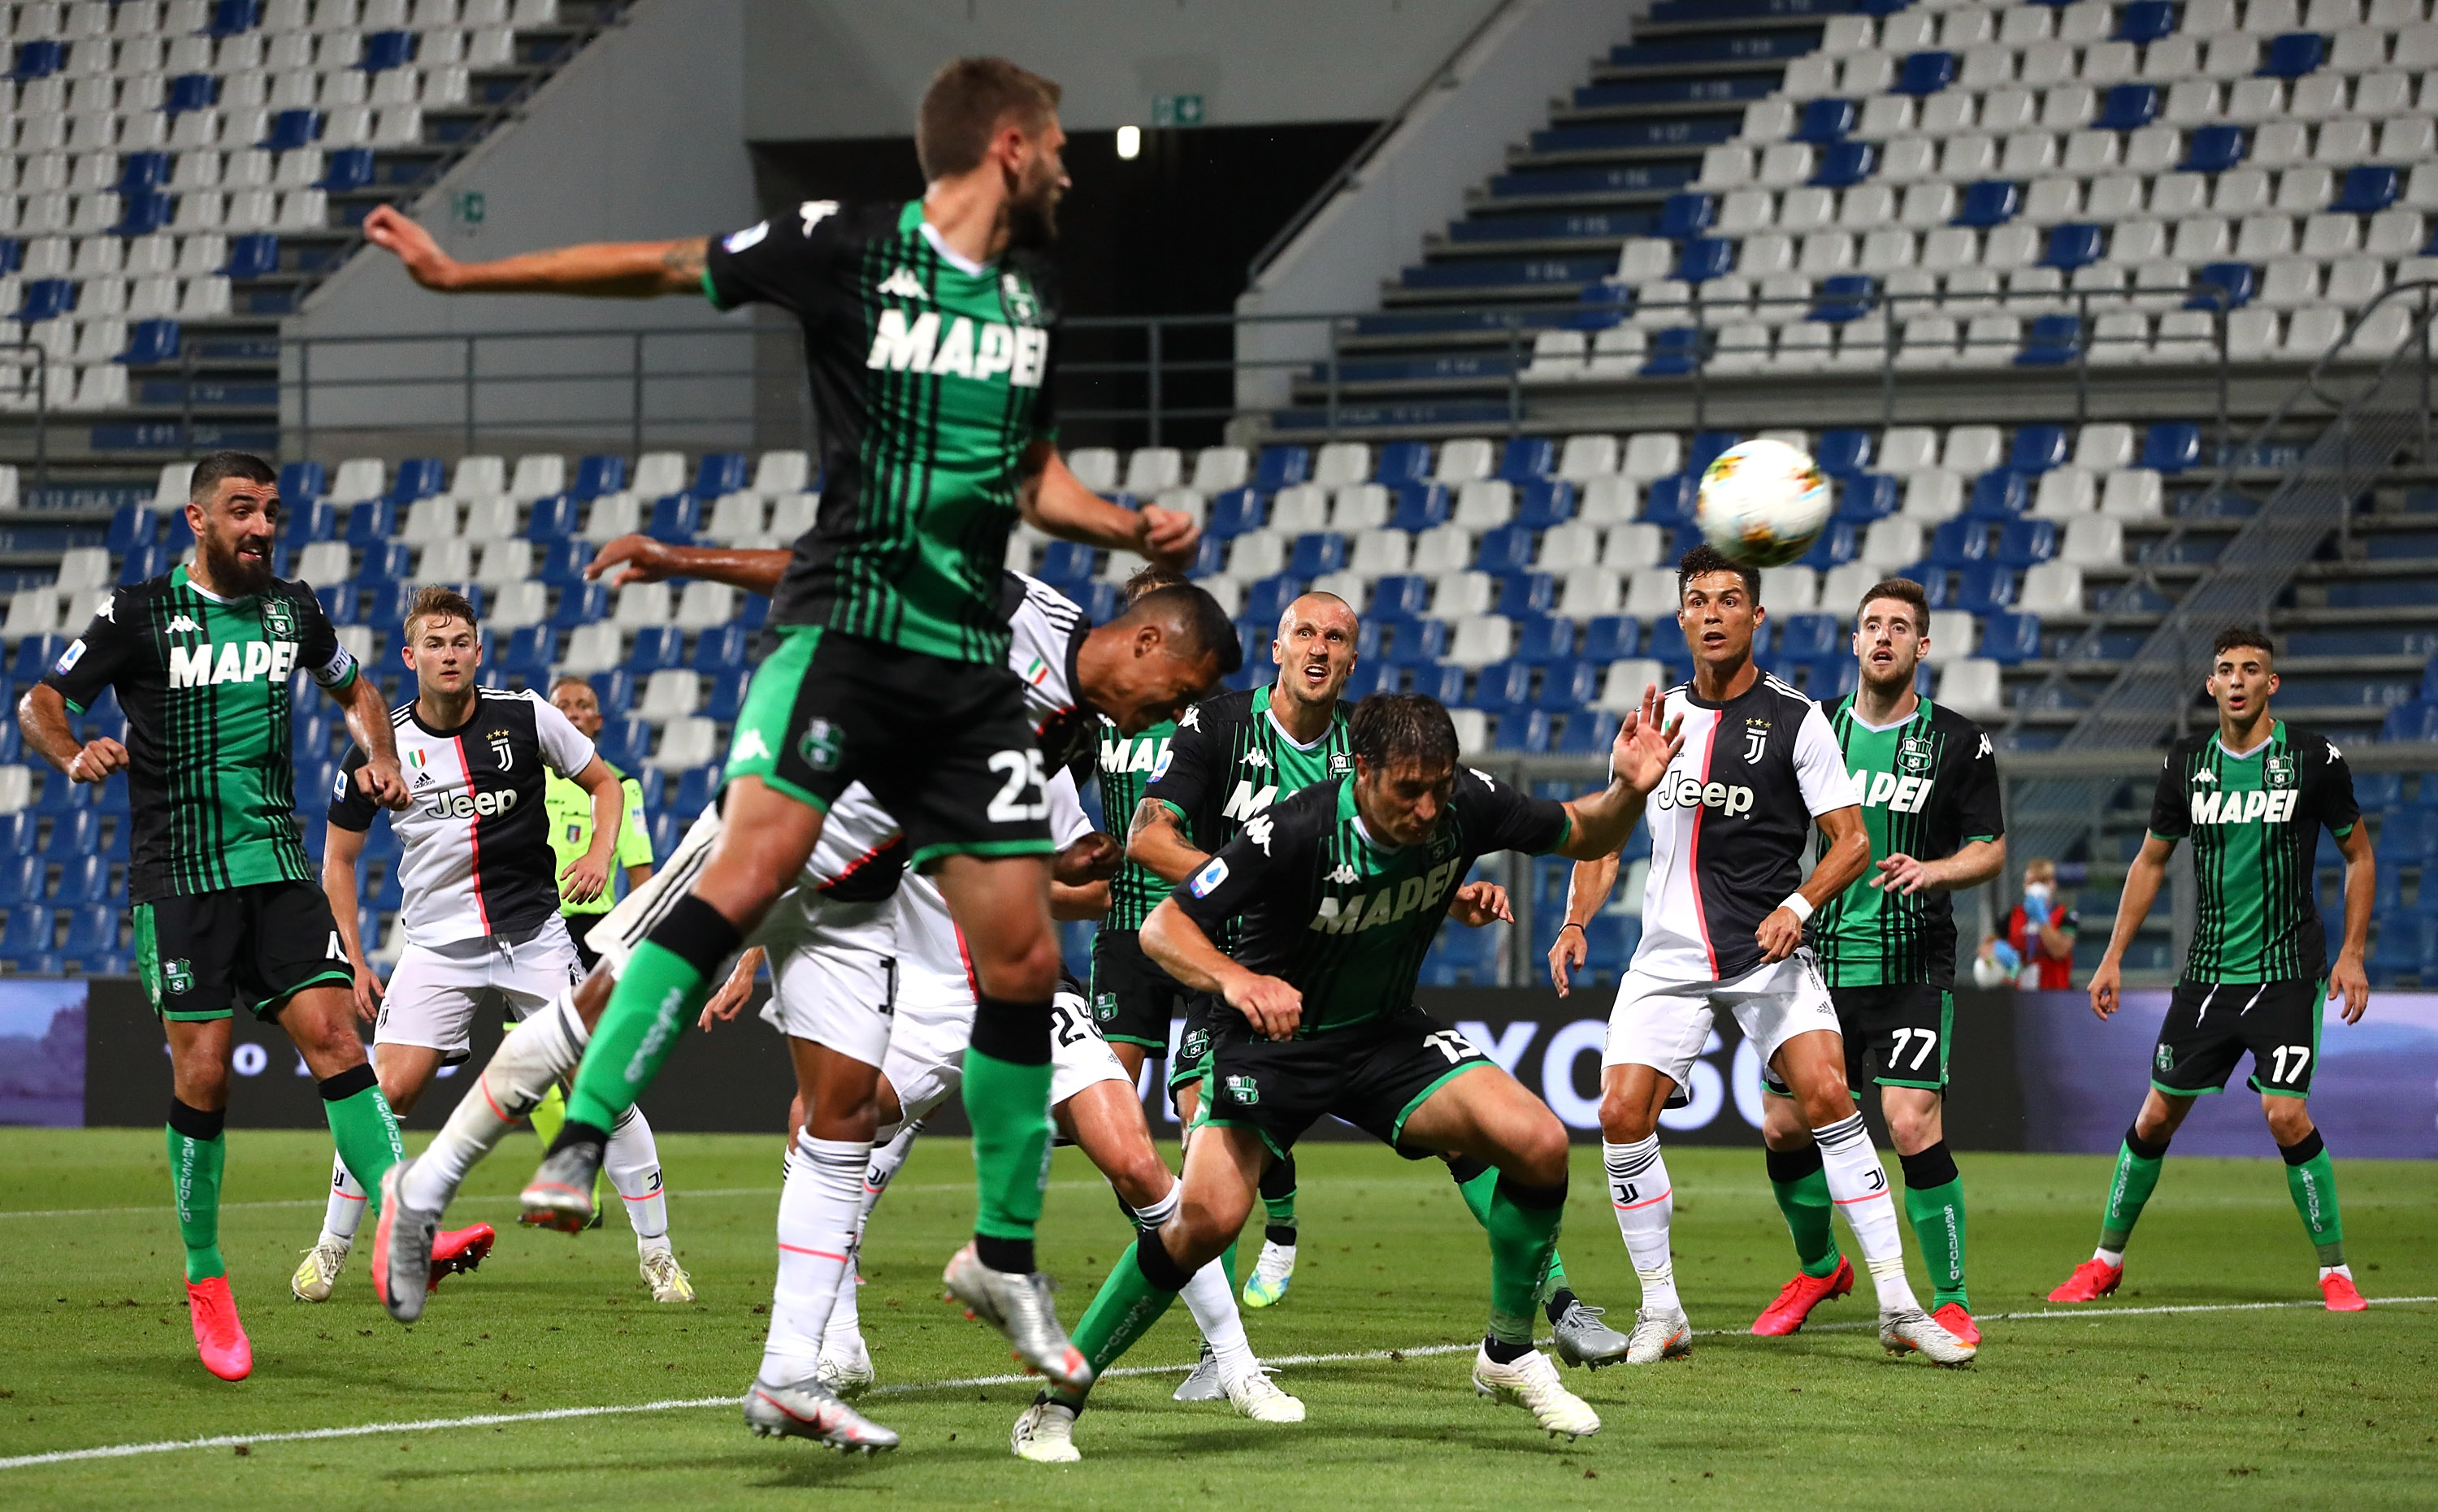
[1677,544,1760,605]
[404,584,479,640]
[1350,693,1460,774]
[548,674,594,700]
[1120,563,1189,606]
[917,57,1062,180]
[1119,582,1243,676]
[2212,625,2275,662]
[1857,578,1930,628]
[189,450,277,505]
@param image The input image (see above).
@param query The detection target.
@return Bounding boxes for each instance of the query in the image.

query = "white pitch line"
[4,1296,2430,1473]
[0,1181,1136,1222]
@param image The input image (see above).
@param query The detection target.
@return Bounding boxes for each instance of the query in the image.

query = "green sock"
[1539,1246,1570,1306]
[2281,1133,2346,1266]
[566,939,705,1129]
[1260,1158,1299,1236]
[320,1069,403,1217]
[1904,1180,1968,1308]
[1766,1146,1842,1278]
[166,1106,225,1283]
[1059,1239,1182,1404]
[1453,1159,1497,1224]
[2099,1132,2167,1253]
[963,1043,1053,1243]
[1483,1176,1568,1347]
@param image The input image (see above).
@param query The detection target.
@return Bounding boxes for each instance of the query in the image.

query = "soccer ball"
[1694,439,1833,569]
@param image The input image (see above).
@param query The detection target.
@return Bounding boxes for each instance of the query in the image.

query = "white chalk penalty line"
[0,1181,1138,1222]
[4,1295,2430,1472]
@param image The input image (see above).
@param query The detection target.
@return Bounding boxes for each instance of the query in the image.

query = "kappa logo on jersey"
[875,266,928,301]
[165,613,202,635]
[1241,747,1270,769]
[865,309,1050,387]
[2190,786,2303,825]
[799,200,839,236]
[1976,733,1993,760]
[1221,780,1279,822]
[95,594,115,622]
[733,727,774,763]
[1469,768,1499,790]
[167,639,301,689]
[1308,858,1465,935]
[1189,856,1229,897]
[1243,812,1276,856]
[2192,768,2217,784]
[1855,769,1937,814]
[1178,706,1202,731]
[1325,863,1359,886]
[1652,769,1756,817]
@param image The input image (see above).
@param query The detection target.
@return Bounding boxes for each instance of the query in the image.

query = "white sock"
[1814,1113,1923,1313]
[1135,1176,1260,1384]
[1603,1135,1679,1315]
[2319,1263,2353,1280]
[605,1105,670,1250]
[759,1133,869,1385]
[399,990,591,1214]
[1129,1182,1182,1229]
[2095,1246,2125,1268]
[319,1155,367,1247]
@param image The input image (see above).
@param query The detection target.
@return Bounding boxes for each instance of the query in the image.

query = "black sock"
[2279,1128,2325,1166]
[1445,1153,1492,1185]
[1133,1228,1193,1293]
[1544,1285,1578,1327]
[1482,1334,1533,1364]
[316,1063,378,1102]
[647,893,744,977]
[2125,1124,2171,1162]
[167,1097,224,1141]
[975,1236,1035,1274]
[1764,1142,1825,1184]
[970,993,1054,1064]
[1898,1140,1960,1189]
[1265,1224,1299,1247]
[546,1119,610,1157]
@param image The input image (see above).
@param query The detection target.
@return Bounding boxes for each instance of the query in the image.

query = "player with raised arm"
[15,451,416,1380]
[1750,579,2004,1344]
[1550,546,1974,1368]
[1007,692,1681,1462]
[2048,627,2375,1311]
[297,588,680,1309]
[361,57,1198,1384]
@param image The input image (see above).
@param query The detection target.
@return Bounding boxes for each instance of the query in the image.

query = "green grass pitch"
[2,1129,2432,1509]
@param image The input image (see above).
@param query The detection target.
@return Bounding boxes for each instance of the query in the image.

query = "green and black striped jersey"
[1809,695,2005,988]
[2148,721,2358,985]
[1173,769,1571,1033]
[704,198,1058,666]
[1095,713,1175,932]
[1145,683,1353,946]
[41,565,359,902]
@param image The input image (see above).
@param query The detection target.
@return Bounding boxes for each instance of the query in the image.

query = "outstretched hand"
[1609,682,1685,796]
[362,206,459,290]
[584,534,678,588]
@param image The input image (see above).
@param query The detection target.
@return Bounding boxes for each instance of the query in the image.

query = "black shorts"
[2152,977,2327,1098]
[726,626,1053,871]
[1199,1005,1494,1159]
[563,911,604,973]
[132,879,352,1022]
[1091,928,1186,1051]
[1759,981,1953,1097]
[1168,991,1223,1095]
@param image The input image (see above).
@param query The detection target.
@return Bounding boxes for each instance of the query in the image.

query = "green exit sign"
[1151,93,1204,127]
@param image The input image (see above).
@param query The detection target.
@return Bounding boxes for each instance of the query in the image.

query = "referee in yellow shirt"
[548,677,656,968]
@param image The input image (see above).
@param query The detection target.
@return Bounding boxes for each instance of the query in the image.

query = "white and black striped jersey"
[1628,672,1861,983]
[1002,570,1098,782]
[330,688,596,949]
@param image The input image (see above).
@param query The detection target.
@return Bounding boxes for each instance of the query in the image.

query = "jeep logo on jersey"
[1856,769,1937,814]
[866,309,1048,387]
[1308,859,1464,934]
[1653,772,1755,816]
[2190,788,2301,825]
[168,639,300,689]
[1221,779,1279,822]
[428,788,519,821]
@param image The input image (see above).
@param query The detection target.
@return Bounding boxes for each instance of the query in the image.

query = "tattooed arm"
[362,206,709,298]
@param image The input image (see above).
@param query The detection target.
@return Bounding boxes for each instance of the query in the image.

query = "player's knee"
[1884,1104,1935,1150]
[975,929,1062,1002]
[1507,1114,1571,1185]
[171,1053,230,1107]
[1108,1149,1173,1213]
[1597,1090,1655,1144]
[2262,1096,2313,1143]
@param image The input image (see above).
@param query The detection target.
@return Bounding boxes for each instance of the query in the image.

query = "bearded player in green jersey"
[363,59,1198,1387]
[2050,626,2375,1312]
[1747,578,2006,1346]
[15,452,436,1381]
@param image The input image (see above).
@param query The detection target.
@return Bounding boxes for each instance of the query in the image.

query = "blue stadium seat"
[1648,618,1691,662]
[1688,431,1741,474]
[1977,609,2042,662]
[1897,50,1955,96]
[2353,770,2404,811]
[115,193,176,239]
[1253,446,1310,493]
[1408,663,1465,705]
[1642,474,1696,527]
[1243,574,1304,624]
[1798,520,1856,569]
[2043,223,2104,271]
[345,499,397,546]
[2142,423,2203,473]
[1516,479,1573,530]
[1535,659,1598,711]
[646,495,701,542]
[702,669,752,723]
[15,278,73,322]
[263,108,320,151]
[1835,474,1899,522]
[222,233,280,279]
[1811,141,1876,188]
[1954,180,2021,227]
[550,583,609,630]
[1559,708,1622,756]
[1069,582,1118,621]
[1475,525,1534,576]
[1389,482,1450,532]
[1290,533,1346,578]
[1515,613,1574,664]
[162,71,214,111]
[55,856,110,908]
[1657,193,1715,239]
[0,853,38,905]
[1642,327,1704,376]
[1388,619,1449,666]
[1496,572,1555,617]
[670,765,721,818]
[1811,274,1876,323]
[1373,575,1431,620]
[2094,81,2158,129]
[41,811,97,860]
[0,721,15,765]
[2260,31,2325,78]
[1815,430,1872,478]
[1419,925,1499,986]
[1581,614,1638,663]
[287,497,337,544]
[1579,913,1639,973]
[1206,488,1263,537]
[1179,535,1225,581]
[1038,540,1095,583]
[571,456,627,500]
[2380,700,2438,743]
[1806,656,1859,700]
[1929,518,1986,565]
[594,715,650,769]
[1472,661,1532,713]
[319,148,377,193]
[692,624,748,674]
[11,40,63,81]
[1376,441,1434,486]
[525,496,579,542]
[211,0,262,37]
[2010,425,2070,473]
[1345,662,1398,700]
[116,545,167,591]
[1677,237,1735,283]
[106,504,154,554]
[0,238,20,275]
[1955,563,2017,614]
[2332,167,2399,216]
[1494,709,1553,753]
[1794,97,1855,145]
[0,813,37,857]
[1997,519,2058,567]
[2181,125,2247,173]
[1776,613,1838,661]
[694,454,750,496]
[627,626,683,674]
[11,635,64,686]
[537,539,593,587]
[2372,806,2438,862]
[355,541,412,587]
[2017,314,2084,365]
[161,509,197,554]
[2367,912,2438,985]
[362,29,416,71]
[2,905,54,960]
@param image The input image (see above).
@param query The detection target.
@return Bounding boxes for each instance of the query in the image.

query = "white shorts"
[375,917,587,1064]
[1602,948,1840,1089]
[754,895,898,1068]
[590,807,718,977]
[879,970,1130,1128]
